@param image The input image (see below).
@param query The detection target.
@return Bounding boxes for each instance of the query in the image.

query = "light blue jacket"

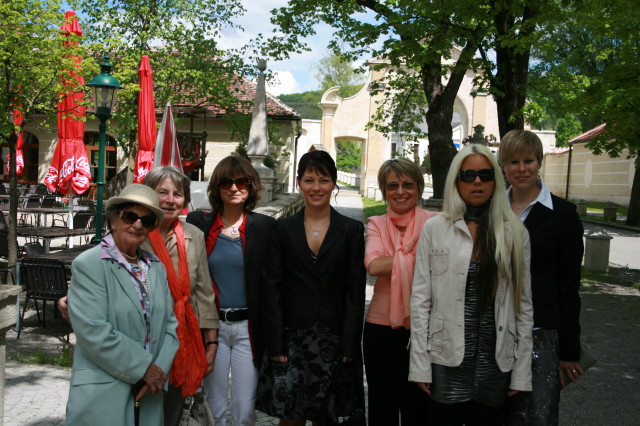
[66,243,179,425]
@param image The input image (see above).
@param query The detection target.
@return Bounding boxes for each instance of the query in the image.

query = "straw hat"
[106,184,164,223]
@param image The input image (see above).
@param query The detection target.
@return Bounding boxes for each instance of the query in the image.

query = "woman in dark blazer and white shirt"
[256,150,366,426]
[500,130,585,425]
[186,156,275,426]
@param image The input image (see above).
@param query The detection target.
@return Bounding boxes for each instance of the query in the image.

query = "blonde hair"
[442,144,527,312]
[498,130,543,166]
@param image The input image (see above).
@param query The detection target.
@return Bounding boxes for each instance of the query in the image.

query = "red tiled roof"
[169,75,300,120]
[568,123,606,144]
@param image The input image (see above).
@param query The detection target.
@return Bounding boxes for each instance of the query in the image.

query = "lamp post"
[87,54,122,243]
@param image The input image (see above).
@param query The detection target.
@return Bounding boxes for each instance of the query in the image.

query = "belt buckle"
[221,309,234,323]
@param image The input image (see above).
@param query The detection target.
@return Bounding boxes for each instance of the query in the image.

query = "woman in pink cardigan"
[364,158,436,426]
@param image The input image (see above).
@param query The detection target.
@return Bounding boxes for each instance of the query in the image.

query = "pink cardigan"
[365,205,435,328]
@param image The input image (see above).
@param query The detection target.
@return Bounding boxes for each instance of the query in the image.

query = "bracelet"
[205,340,219,347]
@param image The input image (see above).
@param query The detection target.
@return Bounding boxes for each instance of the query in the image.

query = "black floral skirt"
[256,322,365,424]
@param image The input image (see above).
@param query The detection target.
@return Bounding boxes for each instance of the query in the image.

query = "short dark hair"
[297,150,337,183]
[208,156,261,212]
[143,166,191,206]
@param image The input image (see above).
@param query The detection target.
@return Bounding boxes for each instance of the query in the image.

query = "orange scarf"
[149,220,207,397]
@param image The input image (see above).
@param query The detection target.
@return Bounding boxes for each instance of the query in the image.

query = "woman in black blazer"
[256,150,366,426]
[186,156,275,426]
[499,130,585,426]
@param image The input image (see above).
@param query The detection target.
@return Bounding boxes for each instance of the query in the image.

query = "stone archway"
[319,56,499,194]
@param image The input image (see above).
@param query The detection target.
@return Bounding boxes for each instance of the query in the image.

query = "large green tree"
[0,1,90,272]
[69,0,251,164]
[530,0,640,225]
[313,50,365,97]
[261,0,493,198]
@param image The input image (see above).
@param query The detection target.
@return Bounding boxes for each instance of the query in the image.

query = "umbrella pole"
[68,192,74,248]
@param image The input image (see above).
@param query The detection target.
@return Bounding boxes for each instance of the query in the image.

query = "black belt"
[220,308,249,322]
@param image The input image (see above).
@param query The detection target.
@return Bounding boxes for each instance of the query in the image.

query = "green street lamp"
[87,54,122,243]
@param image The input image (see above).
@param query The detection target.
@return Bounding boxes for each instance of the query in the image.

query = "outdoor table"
[33,244,97,264]
[16,227,96,253]
[0,207,69,227]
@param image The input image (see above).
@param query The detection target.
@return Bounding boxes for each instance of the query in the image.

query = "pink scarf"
[384,205,433,328]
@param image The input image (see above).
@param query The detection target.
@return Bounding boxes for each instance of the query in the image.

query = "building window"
[84,132,117,184]
[0,131,39,183]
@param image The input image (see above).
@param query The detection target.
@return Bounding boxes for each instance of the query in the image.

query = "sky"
[216,0,336,96]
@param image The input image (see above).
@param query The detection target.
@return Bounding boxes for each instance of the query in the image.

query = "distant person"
[66,184,178,425]
[364,158,435,425]
[187,156,275,426]
[410,144,533,425]
[500,130,585,425]
[256,150,366,425]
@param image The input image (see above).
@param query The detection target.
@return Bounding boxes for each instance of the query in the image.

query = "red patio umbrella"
[44,10,91,198]
[154,102,183,171]
[133,55,157,183]
[6,105,24,176]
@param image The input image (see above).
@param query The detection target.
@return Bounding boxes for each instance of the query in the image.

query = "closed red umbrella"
[6,105,24,176]
[133,55,157,183]
[154,102,183,170]
[44,10,91,196]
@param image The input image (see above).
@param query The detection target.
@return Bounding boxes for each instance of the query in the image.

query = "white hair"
[442,144,527,312]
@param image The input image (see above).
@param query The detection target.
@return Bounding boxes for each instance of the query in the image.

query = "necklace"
[122,251,138,261]
[304,218,329,237]
[222,215,243,235]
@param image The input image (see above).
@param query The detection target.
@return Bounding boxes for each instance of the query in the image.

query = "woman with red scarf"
[186,156,275,425]
[142,166,220,425]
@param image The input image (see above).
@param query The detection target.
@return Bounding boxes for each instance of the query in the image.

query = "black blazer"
[262,207,366,359]
[524,194,584,361]
[186,210,276,367]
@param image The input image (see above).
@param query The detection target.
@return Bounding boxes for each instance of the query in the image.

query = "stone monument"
[247,59,275,206]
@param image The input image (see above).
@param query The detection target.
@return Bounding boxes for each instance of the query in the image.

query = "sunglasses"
[385,182,417,191]
[458,169,495,183]
[218,177,252,190]
[120,210,157,229]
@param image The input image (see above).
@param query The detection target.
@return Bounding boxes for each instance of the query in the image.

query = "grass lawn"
[362,197,387,219]
[575,200,638,229]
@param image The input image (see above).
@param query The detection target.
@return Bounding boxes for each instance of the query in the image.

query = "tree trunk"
[426,110,458,199]
[490,1,539,137]
[627,160,640,226]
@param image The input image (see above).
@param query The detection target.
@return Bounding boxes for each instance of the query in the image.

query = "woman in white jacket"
[409,144,533,425]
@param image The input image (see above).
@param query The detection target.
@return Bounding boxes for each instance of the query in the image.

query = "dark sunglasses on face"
[458,169,495,183]
[120,210,157,229]
[385,181,417,191]
[218,177,251,190]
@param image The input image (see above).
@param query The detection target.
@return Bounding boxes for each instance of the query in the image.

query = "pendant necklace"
[304,219,329,237]
[223,215,243,235]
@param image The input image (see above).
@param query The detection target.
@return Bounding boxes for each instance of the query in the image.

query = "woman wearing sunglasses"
[409,144,533,425]
[66,184,179,425]
[363,158,435,425]
[186,155,275,425]
[141,166,219,425]
[499,131,585,425]
[256,150,366,425]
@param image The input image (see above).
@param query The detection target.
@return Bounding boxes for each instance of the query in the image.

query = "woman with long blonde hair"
[409,144,533,425]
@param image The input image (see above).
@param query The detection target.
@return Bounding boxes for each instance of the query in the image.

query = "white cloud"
[266,70,300,96]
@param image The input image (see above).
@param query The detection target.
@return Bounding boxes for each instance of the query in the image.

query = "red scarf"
[149,220,207,397]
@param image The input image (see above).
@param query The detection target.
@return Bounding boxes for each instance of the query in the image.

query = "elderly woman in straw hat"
[66,184,179,425]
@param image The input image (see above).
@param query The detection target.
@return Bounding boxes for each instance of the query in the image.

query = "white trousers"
[202,319,258,426]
